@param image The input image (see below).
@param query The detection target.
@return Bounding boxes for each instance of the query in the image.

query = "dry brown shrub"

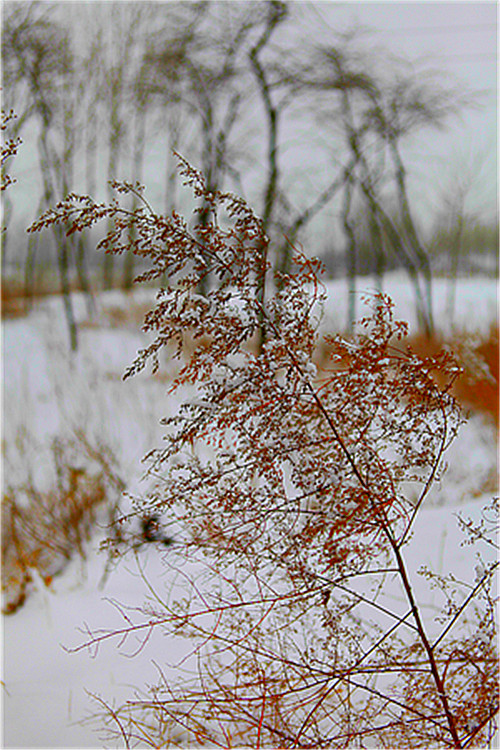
[2,436,124,614]
[1,279,29,319]
[407,326,498,425]
[454,325,498,424]
[29,158,499,748]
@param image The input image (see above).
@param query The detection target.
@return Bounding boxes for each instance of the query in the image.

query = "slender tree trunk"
[104,70,123,290]
[1,197,12,276]
[74,83,99,316]
[248,1,286,353]
[161,115,182,288]
[24,229,38,313]
[390,139,434,336]
[445,212,463,325]
[353,156,431,339]
[76,235,96,316]
[342,172,357,331]
[55,225,78,350]
[124,94,147,290]
[196,202,212,297]
[164,115,180,216]
[197,110,215,298]
[39,130,78,350]
[369,203,386,293]
[60,82,80,348]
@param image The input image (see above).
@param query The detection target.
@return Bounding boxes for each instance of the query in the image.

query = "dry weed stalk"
[2,434,125,614]
[31,158,498,747]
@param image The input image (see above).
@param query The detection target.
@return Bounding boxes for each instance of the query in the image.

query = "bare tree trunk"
[76,235,96,316]
[196,92,216,298]
[124,90,147,291]
[103,68,124,290]
[1,197,12,276]
[197,88,242,297]
[160,113,183,288]
[358,173,430,337]
[369,205,386,293]
[345,140,431,338]
[39,130,78,351]
[249,9,282,233]
[24,228,38,313]
[60,78,80,348]
[164,138,176,218]
[248,0,286,353]
[276,165,348,282]
[55,224,77,350]
[164,109,183,215]
[445,211,463,324]
[390,139,434,336]
[341,172,357,331]
[74,69,99,317]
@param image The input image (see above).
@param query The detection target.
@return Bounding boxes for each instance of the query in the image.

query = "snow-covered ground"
[322,272,498,336]
[2,273,498,748]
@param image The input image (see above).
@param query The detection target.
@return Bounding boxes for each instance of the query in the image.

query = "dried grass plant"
[2,433,125,614]
[30,157,498,747]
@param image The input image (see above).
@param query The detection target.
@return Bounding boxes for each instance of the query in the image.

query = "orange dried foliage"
[406,327,499,425]
[316,324,499,425]
[1,281,28,319]
[2,437,123,614]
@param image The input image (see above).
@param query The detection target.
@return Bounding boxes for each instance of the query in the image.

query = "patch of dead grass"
[2,435,125,614]
[315,324,499,425]
[408,325,498,425]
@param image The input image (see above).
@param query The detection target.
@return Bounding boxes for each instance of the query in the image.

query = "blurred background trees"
[1,0,497,338]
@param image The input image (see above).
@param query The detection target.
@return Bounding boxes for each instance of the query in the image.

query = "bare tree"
[144,3,263,295]
[120,5,160,290]
[430,149,490,324]
[2,2,78,349]
[303,34,474,336]
[248,0,287,232]
[140,5,197,217]
[247,0,287,349]
[302,39,381,328]
[68,9,106,316]
[85,2,150,290]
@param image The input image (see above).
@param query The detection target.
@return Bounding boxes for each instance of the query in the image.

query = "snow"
[3,550,173,749]
[322,272,498,336]
[2,272,498,748]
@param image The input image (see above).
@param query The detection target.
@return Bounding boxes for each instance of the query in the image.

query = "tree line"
[2,0,491,345]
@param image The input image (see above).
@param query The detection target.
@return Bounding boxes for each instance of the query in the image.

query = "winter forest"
[1,1,498,748]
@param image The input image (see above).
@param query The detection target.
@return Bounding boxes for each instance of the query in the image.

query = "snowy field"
[2,272,498,748]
